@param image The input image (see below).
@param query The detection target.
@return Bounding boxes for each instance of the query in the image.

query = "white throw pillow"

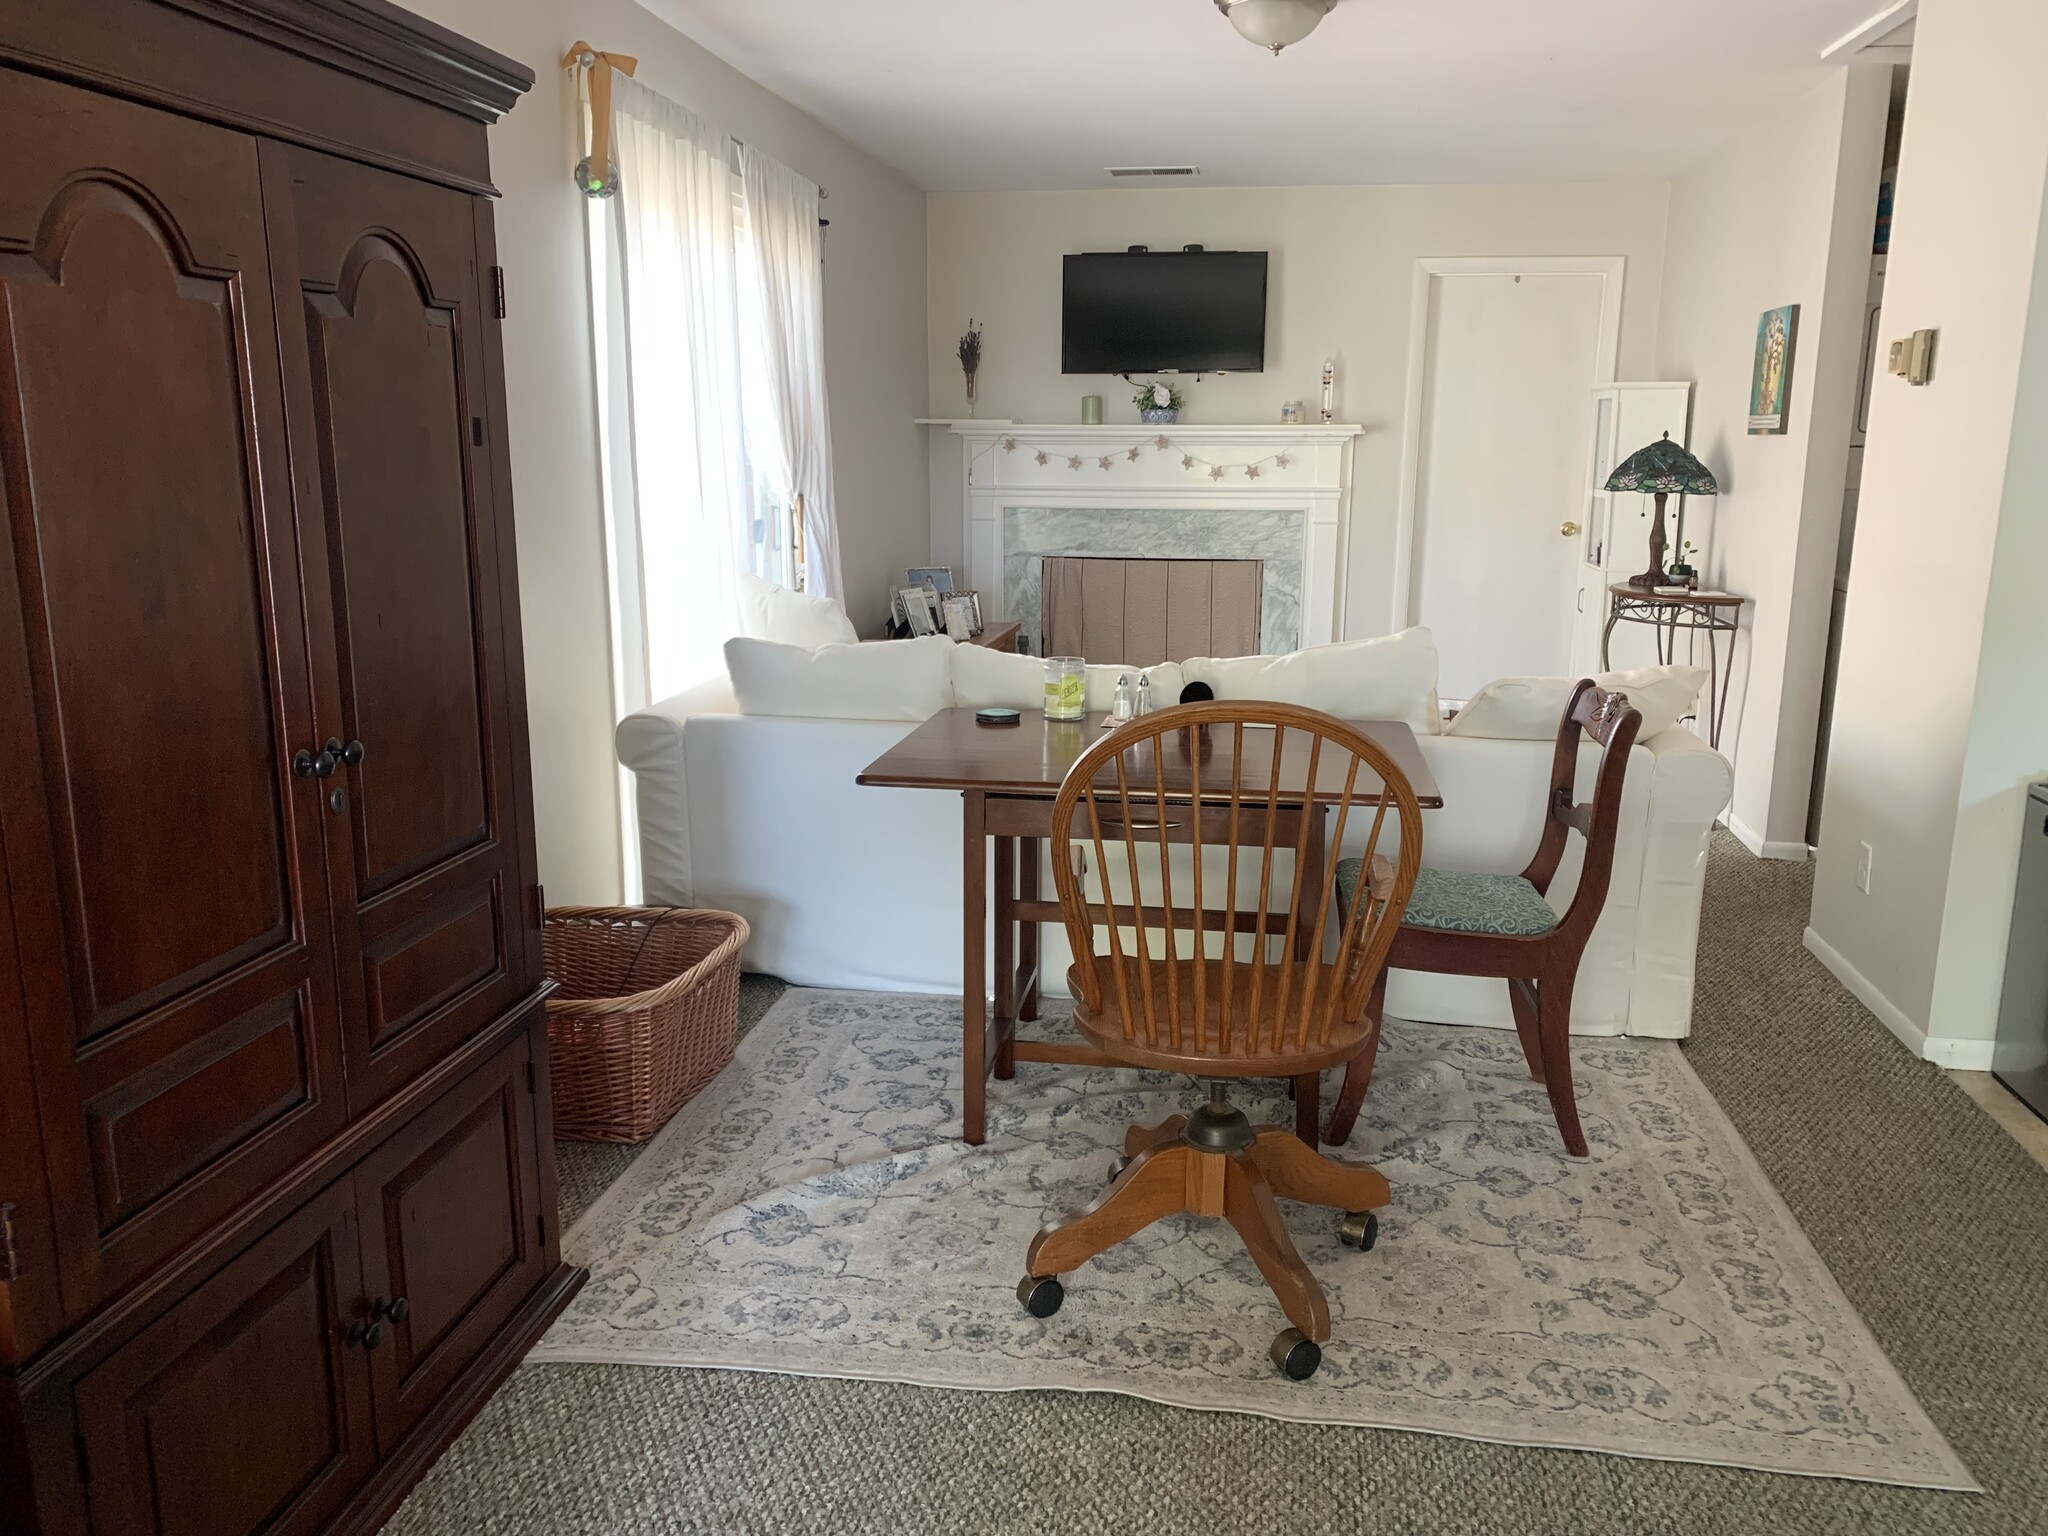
[1445,665,1708,742]
[725,635,955,720]
[735,571,859,649]
[951,645,1186,713]
[1182,629,1442,733]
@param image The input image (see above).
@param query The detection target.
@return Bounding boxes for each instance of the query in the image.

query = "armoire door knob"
[327,738,366,768]
[293,747,338,779]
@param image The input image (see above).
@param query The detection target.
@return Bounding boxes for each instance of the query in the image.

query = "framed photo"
[942,595,976,641]
[908,566,954,596]
[1748,304,1799,435]
[898,585,939,636]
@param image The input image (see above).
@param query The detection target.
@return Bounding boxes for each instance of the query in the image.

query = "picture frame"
[942,594,976,641]
[899,585,939,636]
[1747,304,1799,435]
[908,566,954,596]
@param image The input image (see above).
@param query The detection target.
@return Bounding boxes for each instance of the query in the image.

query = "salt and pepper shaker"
[1135,671,1153,717]
[1110,673,1134,724]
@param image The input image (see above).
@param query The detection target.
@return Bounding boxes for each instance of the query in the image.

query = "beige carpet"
[386,838,2048,1535]
[532,988,1972,1489]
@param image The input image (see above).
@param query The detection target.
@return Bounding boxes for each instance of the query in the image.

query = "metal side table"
[1601,584,1746,748]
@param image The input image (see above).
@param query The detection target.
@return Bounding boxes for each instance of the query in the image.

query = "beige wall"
[401,0,929,903]
[923,183,1672,639]
[1811,0,2048,1058]
[1654,69,1889,853]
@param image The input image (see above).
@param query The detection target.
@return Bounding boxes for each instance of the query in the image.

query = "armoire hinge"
[74,1430,91,1485]
[537,1211,548,1246]
[532,883,547,930]
[0,1200,20,1281]
[492,265,507,319]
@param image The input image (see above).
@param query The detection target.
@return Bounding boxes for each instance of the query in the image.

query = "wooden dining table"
[856,707,1444,1146]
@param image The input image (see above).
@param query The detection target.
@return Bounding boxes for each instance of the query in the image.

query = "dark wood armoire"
[0,3,585,1532]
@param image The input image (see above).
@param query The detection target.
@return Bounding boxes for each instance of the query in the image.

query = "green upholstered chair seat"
[1335,860,1559,937]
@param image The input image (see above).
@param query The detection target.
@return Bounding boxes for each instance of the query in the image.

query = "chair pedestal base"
[1026,1116,1390,1345]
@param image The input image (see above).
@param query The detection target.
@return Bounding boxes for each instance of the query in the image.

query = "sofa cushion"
[736,571,859,649]
[951,644,1185,713]
[1182,628,1441,733]
[1445,665,1707,742]
[724,635,955,720]
[1337,860,1559,937]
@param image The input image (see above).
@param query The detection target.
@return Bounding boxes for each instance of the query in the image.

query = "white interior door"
[1409,271,1606,701]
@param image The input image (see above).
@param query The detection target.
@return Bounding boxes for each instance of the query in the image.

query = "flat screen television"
[1062,249,1268,374]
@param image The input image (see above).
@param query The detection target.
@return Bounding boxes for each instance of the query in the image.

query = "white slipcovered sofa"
[616,624,1734,1039]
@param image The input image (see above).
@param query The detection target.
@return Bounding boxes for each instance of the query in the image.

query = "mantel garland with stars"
[965,431,1306,486]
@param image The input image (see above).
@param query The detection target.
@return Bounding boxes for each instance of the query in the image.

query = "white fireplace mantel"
[950,422,1362,652]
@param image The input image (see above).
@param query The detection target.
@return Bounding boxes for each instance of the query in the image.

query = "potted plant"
[1669,540,1701,589]
[1135,380,1183,425]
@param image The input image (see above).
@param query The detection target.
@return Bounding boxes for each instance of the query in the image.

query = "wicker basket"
[541,906,749,1144]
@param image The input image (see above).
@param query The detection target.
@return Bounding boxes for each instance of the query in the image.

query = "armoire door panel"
[360,879,501,1050]
[83,988,313,1231]
[0,69,346,1320]
[69,1181,375,1536]
[352,1032,541,1452]
[260,140,529,1113]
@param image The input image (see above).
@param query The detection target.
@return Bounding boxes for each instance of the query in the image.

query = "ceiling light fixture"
[1214,0,1335,55]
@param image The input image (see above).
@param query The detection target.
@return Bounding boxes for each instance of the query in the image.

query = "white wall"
[923,184,1671,640]
[400,0,929,903]
[1653,69,1889,854]
[1811,0,2048,1060]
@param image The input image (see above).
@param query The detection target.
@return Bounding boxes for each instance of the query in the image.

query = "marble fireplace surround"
[952,424,1361,656]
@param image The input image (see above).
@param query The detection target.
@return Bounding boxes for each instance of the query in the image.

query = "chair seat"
[1336,860,1558,938]
[1068,957,1373,1075]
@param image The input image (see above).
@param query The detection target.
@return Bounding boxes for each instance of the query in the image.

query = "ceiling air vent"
[1105,165,1200,178]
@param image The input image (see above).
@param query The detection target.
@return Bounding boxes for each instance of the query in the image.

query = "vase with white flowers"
[1135,380,1183,425]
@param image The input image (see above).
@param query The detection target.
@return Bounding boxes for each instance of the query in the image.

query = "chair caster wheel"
[1338,1210,1379,1251]
[1107,1156,1129,1186]
[1017,1275,1064,1318]
[1270,1328,1321,1381]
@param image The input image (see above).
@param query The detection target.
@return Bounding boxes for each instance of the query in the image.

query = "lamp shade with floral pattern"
[1603,432,1719,496]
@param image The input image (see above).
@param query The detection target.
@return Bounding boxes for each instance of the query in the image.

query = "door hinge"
[0,1201,20,1281]
[492,265,507,319]
[537,1210,548,1246]
[531,883,547,931]
[74,1430,91,1485]
[524,1058,538,1095]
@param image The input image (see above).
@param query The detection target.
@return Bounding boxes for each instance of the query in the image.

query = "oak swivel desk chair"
[1325,681,1643,1157]
[1015,702,1422,1381]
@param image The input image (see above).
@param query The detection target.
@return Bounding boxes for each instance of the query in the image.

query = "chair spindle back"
[1049,701,1423,1062]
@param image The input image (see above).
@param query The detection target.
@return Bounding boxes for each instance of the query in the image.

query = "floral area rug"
[532,989,1974,1489]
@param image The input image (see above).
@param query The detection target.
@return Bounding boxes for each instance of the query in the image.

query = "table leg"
[1601,604,1619,671]
[1293,1073,1321,1146]
[1713,622,1738,750]
[1019,835,1042,1022]
[994,834,1016,1081]
[1705,618,1720,748]
[962,790,988,1145]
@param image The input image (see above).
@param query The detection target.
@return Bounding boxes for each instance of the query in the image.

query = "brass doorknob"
[1559,521,1580,537]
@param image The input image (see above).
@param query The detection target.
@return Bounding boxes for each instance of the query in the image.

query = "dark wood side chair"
[1324,681,1643,1158]
[1016,701,1422,1381]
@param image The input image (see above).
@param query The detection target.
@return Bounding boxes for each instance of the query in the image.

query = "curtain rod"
[563,41,828,224]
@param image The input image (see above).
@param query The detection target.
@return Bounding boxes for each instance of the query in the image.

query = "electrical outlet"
[1855,841,1874,895]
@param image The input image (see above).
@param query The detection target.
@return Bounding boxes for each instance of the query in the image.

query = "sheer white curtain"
[609,73,748,700]
[738,146,843,600]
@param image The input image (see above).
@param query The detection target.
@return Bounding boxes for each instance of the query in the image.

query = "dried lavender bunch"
[957,319,982,376]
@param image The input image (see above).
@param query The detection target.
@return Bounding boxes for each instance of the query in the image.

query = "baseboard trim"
[1727,813,1811,862]
[1801,926,1998,1069]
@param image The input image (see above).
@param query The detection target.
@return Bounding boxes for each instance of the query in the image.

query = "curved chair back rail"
[1048,700,1424,1072]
